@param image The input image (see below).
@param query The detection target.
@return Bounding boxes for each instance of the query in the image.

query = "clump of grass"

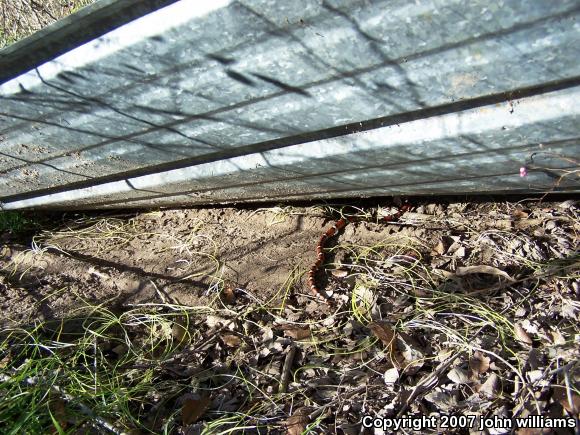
[0,211,35,234]
[0,303,212,433]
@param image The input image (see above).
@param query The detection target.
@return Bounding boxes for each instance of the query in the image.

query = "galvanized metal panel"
[0,0,579,209]
[3,86,578,210]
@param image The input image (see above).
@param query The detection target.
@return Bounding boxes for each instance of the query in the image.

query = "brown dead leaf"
[368,321,395,348]
[514,323,533,345]
[171,317,188,342]
[283,327,311,340]
[398,338,425,375]
[330,269,349,278]
[286,407,311,435]
[49,396,68,431]
[447,238,462,254]
[469,351,491,376]
[221,285,236,304]
[493,219,513,230]
[526,348,544,371]
[354,285,376,317]
[453,246,466,258]
[182,396,211,425]
[478,373,500,397]
[433,240,446,255]
[552,386,580,414]
[526,370,543,383]
[456,265,515,282]
[515,307,527,317]
[516,218,543,230]
[111,343,128,356]
[549,329,566,345]
[560,393,580,416]
[383,367,399,384]
[221,334,242,347]
[349,350,369,361]
[562,394,580,415]
[368,321,405,369]
[447,367,470,384]
[0,354,9,369]
[424,391,460,411]
[512,209,529,219]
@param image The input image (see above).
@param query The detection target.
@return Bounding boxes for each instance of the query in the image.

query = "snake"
[307,202,412,303]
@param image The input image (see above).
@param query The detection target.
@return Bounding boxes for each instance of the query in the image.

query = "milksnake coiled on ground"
[307,202,412,303]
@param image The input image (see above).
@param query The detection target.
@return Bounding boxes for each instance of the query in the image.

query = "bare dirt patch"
[2,206,333,322]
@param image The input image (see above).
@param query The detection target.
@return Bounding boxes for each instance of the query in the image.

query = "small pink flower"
[519,166,528,177]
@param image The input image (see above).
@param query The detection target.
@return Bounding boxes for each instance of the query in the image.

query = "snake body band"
[307,203,411,303]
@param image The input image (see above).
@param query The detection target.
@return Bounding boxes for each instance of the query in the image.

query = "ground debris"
[0,198,578,432]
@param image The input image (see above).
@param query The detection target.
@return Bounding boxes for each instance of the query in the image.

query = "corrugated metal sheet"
[1,0,579,209]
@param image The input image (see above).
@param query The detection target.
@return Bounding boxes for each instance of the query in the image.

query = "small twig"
[279,343,297,394]
[563,366,576,414]
[190,322,233,354]
[546,360,578,377]
[465,260,579,297]
[396,351,464,417]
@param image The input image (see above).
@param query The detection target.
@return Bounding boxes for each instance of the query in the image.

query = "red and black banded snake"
[307,201,412,303]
